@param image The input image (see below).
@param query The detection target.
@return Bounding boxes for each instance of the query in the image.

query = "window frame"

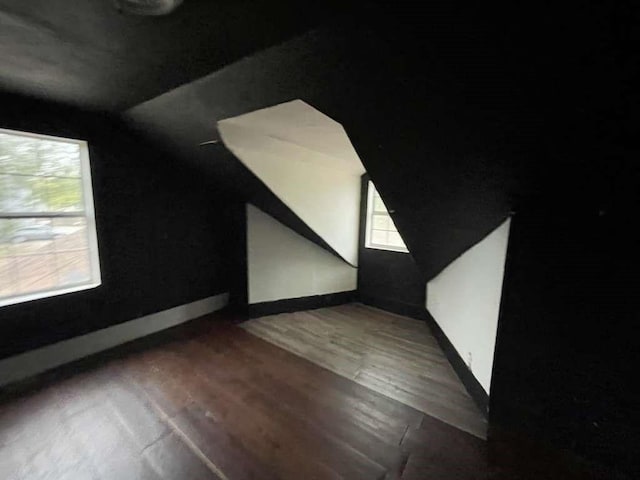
[364,181,409,253]
[0,127,101,307]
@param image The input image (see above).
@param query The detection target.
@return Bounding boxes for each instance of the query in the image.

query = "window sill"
[365,244,409,254]
[0,282,101,308]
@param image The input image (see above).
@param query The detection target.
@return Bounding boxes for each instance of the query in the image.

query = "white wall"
[219,100,364,266]
[247,204,357,304]
[426,218,511,393]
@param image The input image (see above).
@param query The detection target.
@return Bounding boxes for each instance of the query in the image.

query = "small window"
[0,128,101,307]
[365,181,408,253]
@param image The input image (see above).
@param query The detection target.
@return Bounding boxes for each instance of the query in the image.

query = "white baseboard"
[0,292,229,387]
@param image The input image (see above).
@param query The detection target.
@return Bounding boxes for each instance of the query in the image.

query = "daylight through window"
[0,129,100,306]
[365,181,408,253]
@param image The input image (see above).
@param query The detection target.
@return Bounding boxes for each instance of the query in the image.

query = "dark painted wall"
[490,198,640,477]
[121,132,346,264]
[476,4,638,477]
[357,175,425,318]
[0,93,239,359]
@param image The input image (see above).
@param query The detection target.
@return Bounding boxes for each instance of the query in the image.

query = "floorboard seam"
[396,453,410,479]
[144,392,230,480]
[139,428,172,456]
[398,424,411,446]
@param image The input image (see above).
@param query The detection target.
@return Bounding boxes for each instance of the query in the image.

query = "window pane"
[52,217,88,251]
[0,216,92,300]
[37,140,81,178]
[0,243,16,298]
[387,231,406,248]
[0,174,82,213]
[45,177,83,212]
[15,254,58,294]
[372,214,390,230]
[373,194,387,213]
[1,219,57,299]
[0,133,39,175]
[370,229,388,245]
[53,217,91,287]
[56,250,91,287]
[0,133,81,177]
[366,181,408,252]
[0,130,99,305]
[0,174,45,212]
[0,218,53,247]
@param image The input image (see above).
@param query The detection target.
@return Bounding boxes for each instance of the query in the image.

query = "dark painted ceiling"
[125,17,520,278]
[2,0,635,280]
[0,0,349,111]
[126,3,637,281]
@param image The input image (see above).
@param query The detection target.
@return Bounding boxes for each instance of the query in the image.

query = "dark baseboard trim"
[423,309,490,417]
[358,294,428,321]
[248,291,357,318]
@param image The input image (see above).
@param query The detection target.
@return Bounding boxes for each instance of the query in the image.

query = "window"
[0,128,100,307]
[365,181,408,253]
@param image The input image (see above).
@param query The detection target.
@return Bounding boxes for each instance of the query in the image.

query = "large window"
[365,181,408,253]
[0,128,100,306]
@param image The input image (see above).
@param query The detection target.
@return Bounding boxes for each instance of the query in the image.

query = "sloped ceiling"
[219,100,364,176]
[125,19,519,280]
[124,24,376,262]
[0,0,350,110]
[1,1,629,281]
[122,2,628,283]
[218,100,364,266]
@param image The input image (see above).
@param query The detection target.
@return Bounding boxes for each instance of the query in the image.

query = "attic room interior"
[0,0,637,479]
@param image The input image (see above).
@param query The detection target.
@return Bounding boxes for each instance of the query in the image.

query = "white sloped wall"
[426,218,511,393]
[218,100,364,266]
[247,204,357,304]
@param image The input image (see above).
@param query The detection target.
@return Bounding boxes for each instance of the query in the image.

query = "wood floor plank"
[242,303,488,438]
[222,326,424,433]
[127,339,351,480]
[355,369,488,439]
[185,336,408,474]
[171,404,280,480]
[142,432,222,480]
[175,340,389,480]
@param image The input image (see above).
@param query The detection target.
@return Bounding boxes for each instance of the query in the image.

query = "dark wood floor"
[0,314,609,479]
[242,303,487,438]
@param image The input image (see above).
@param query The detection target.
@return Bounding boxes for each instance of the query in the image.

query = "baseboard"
[0,292,229,387]
[358,294,428,321]
[424,309,490,416]
[248,290,356,318]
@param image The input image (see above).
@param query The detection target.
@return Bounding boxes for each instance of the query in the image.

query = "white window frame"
[0,128,101,307]
[364,181,409,253]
